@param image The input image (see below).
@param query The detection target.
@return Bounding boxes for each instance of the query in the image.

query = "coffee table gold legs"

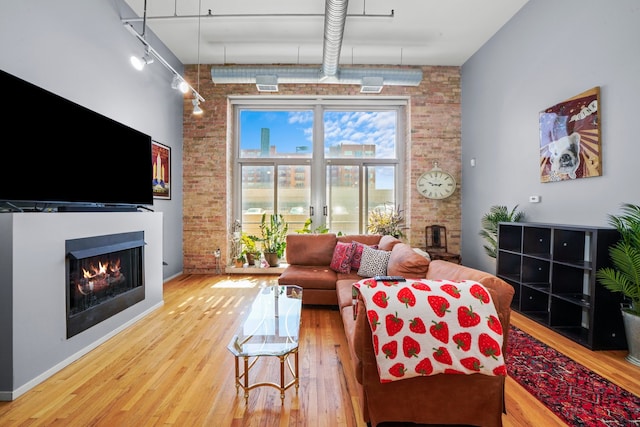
[243,356,250,403]
[233,348,299,404]
[279,355,285,402]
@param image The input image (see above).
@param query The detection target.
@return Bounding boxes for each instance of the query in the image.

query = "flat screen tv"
[1,68,154,209]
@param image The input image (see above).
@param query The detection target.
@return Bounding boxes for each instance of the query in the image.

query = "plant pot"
[246,253,256,266]
[234,260,244,268]
[621,309,640,367]
[264,252,280,267]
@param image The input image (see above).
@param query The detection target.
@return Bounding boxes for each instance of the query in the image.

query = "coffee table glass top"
[228,285,303,357]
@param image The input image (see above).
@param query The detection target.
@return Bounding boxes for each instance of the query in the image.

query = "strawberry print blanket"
[353,278,506,382]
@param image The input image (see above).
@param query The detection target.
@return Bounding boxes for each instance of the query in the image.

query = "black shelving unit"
[497,222,627,350]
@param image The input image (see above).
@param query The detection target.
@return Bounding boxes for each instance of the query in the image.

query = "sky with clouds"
[240,109,397,158]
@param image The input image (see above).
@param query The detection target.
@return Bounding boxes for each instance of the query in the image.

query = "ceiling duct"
[210,0,422,90]
[321,0,349,79]
[211,66,422,86]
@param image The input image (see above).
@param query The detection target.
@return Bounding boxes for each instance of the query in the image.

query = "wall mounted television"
[1,68,154,210]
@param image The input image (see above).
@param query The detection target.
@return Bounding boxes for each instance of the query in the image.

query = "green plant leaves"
[596,203,640,315]
[479,205,525,258]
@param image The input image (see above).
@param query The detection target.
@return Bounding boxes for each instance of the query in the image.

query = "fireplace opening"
[66,231,145,338]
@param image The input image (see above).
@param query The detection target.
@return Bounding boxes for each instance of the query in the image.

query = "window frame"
[231,96,408,235]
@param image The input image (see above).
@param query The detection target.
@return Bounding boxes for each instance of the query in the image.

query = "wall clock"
[417,163,456,200]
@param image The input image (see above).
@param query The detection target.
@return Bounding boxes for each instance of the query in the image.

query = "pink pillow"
[350,241,379,270]
[330,241,355,273]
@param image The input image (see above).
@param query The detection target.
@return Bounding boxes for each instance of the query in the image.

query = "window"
[234,98,406,236]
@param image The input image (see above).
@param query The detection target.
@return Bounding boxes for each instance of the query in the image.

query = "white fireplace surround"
[0,212,164,401]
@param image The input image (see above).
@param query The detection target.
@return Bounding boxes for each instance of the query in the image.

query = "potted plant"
[366,203,405,238]
[240,232,261,266]
[596,203,640,366]
[479,204,525,258]
[260,213,289,267]
[234,253,246,268]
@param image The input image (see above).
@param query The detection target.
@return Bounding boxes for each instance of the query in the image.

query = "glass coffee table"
[227,285,303,404]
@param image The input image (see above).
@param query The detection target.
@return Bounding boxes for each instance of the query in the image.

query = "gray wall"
[0,212,164,399]
[0,0,184,279]
[461,0,640,273]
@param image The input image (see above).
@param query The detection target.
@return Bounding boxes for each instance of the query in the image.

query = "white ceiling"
[122,0,529,67]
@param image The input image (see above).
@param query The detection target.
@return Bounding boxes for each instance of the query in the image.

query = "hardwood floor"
[1,274,638,426]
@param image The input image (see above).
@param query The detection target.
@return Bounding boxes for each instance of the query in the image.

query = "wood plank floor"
[1,274,638,426]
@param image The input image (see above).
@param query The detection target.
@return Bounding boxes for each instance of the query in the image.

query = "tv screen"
[1,69,154,208]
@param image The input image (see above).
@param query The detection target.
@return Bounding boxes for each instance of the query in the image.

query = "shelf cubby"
[496,222,626,350]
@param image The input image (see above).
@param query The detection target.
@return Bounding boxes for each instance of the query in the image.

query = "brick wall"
[182,65,461,273]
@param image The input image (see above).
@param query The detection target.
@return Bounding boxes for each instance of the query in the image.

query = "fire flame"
[76,257,123,295]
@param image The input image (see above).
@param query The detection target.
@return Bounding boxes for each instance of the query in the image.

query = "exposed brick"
[182,65,461,273]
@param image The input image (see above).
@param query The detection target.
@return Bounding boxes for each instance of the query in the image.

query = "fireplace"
[65,231,145,338]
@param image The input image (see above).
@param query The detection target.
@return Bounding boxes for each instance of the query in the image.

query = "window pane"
[240,110,313,158]
[241,165,273,237]
[278,165,310,232]
[324,111,397,159]
[327,165,360,235]
[367,165,396,212]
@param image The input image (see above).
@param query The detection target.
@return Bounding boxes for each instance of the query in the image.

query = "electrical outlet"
[529,195,540,203]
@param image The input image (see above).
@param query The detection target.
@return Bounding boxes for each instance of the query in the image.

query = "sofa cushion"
[337,234,382,246]
[387,243,430,278]
[357,246,391,277]
[336,276,360,309]
[285,233,337,266]
[330,241,355,273]
[278,265,338,290]
[378,235,402,251]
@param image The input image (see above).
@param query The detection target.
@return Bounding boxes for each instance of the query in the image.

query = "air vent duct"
[209,0,422,90]
[255,75,278,92]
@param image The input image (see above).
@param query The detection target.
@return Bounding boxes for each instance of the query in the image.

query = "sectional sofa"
[278,233,515,427]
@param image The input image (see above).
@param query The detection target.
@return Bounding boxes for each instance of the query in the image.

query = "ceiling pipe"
[209,0,422,89]
[210,66,422,86]
[321,0,349,79]
[121,11,394,22]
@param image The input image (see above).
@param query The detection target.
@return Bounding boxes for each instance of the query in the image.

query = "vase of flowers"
[366,203,405,238]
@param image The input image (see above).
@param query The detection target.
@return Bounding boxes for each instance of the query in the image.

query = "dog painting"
[539,87,601,182]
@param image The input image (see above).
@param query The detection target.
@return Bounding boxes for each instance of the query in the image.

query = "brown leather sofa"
[278,233,514,427]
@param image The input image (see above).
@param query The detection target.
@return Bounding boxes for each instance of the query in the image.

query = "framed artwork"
[539,87,601,182]
[152,141,171,199]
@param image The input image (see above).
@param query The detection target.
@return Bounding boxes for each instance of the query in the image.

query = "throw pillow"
[357,246,391,277]
[387,243,430,278]
[350,241,379,270]
[330,241,355,273]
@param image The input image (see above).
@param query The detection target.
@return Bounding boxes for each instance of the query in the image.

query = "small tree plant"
[595,203,640,316]
[479,204,525,258]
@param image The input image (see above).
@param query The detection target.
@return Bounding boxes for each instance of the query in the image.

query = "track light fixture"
[192,98,203,115]
[130,49,154,71]
[123,22,205,110]
[171,75,190,94]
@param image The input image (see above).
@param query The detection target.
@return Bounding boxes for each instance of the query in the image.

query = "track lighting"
[130,49,154,71]
[171,75,189,94]
[124,22,205,107]
[192,98,203,115]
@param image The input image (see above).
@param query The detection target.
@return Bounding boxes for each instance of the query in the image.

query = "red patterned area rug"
[507,326,640,426]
